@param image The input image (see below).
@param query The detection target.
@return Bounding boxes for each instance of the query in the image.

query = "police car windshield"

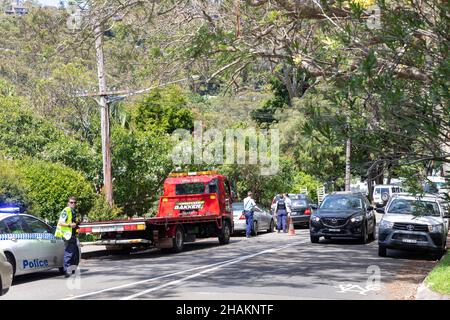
[175,183,205,195]
[320,196,362,210]
[387,199,440,216]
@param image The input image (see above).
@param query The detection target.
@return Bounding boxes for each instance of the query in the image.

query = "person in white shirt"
[243,191,260,238]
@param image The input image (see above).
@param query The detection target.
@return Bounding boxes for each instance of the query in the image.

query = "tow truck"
[78,171,234,253]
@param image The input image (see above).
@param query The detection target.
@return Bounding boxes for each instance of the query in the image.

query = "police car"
[0,206,80,278]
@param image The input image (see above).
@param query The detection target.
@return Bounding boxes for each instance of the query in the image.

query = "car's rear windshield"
[320,196,362,210]
[289,194,306,200]
[232,203,244,210]
[292,200,307,207]
[175,183,205,195]
[375,188,390,194]
[387,199,440,216]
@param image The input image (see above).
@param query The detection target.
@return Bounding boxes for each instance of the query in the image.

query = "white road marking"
[64,239,307,300]
[121,240,308,300]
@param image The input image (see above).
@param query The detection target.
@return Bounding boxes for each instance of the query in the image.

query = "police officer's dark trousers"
[64,238,79,273]
[277,209,287,232]
[243,210,254,237]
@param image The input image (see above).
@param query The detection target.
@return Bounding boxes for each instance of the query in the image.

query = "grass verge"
[425,251,450,295]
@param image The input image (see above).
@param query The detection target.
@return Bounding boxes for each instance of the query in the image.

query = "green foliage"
[131,85,194,134]
[221,157,296,207]
[111,124,175,215]
[0,158,95,224]
[291,172,322,203]
[87,194,123,222]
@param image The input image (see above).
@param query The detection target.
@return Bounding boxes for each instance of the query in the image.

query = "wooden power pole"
[345,136,351,191]
[94,22,113,207]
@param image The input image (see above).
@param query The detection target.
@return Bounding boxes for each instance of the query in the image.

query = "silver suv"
[377,193,449,257]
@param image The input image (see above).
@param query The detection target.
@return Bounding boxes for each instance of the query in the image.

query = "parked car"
[373,185,403,207]
[377,193,449,258]
[288,194,318,228]
[0,249,13,296]
[232,202,274,236]
[0,206,80,278]
[309,192,377,243]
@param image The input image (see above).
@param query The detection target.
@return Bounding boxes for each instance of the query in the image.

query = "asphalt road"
[1,222,440,300]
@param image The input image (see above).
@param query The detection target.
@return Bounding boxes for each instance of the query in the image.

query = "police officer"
[275,194,288,233]
[243,191,261,238]
[55,196,79,278]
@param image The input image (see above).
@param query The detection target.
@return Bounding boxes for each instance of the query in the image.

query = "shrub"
[87,194,123,222]
[0,158,95,224]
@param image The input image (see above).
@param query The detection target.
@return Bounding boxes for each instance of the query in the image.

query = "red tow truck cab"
[78,171,234,253]
[158,172,232,218]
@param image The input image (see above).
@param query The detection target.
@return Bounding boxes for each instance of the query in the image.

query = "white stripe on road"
[121,240,307,300]
[64,239,307,300]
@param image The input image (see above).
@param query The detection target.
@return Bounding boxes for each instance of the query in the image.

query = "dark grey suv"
[309,192,377,243]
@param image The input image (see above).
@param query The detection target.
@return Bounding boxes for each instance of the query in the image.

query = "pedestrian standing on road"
[275,194,288,233]
[243,192,260,238]
[55,196,80,278]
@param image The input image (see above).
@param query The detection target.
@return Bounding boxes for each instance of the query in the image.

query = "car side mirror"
[367,205,374,211]
[311,204,318,210]
[376,207,385,214]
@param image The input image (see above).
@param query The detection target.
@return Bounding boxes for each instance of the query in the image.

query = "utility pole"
[94,21,113,207]
[344,118,351,191]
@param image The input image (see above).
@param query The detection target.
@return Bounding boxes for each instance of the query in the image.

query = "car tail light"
[123,224,146,231]
[239,214,246,220]
[304,208,311,215]
[78,227,92,233]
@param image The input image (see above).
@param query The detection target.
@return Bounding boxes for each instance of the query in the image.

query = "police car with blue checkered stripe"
[0,206,80,278]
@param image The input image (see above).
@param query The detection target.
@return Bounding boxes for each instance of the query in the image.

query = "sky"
[37,0,63,6]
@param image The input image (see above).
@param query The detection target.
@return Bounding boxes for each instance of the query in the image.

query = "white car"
[232,202,274,236]
[373,185,403,207]
[0,249,13,296]
[0,207,80,278]
[377,193,449,257]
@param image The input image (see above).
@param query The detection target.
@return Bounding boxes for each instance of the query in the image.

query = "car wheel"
[252,221,258,236]
[218,220,231,245]
[368,223,376,241]
[171,225,185,253]
[267,219,274,233]
[5,252,16,278]
[378,246,387,257]
[360,224,369,244]
[310,235,320,243]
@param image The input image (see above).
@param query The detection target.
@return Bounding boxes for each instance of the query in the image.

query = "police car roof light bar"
[0,206,21,214]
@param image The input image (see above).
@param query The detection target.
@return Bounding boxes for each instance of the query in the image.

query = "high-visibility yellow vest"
[55,207,73,240]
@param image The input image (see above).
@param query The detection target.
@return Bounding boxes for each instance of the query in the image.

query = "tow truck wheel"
[171,225,185,253]
[218,220,231,245]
